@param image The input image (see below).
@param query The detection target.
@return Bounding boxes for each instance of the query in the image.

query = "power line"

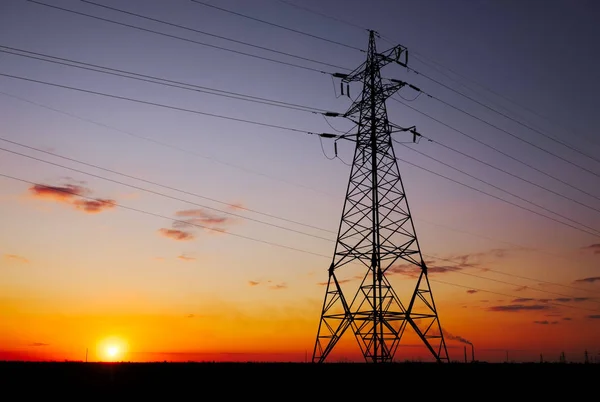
[423,255,600,303]
[8,66,588,280]
[0,146,332,241]
[280,13,600,161]
[392,97,600,203]
[396,143,600,236]
[410,54,556,137]
[424,254,600,296]
[0,65,592,302]
[10,136,597,300]
[322,115,351,134]
[30,2,599,212]
[379,34,600,150]
[404,66,600,166]
[410,52,600,149]
[0,46,331,114]
[26,0,331,75]
[23,146,593,304]
[318,135,336,161]
[414,87,600,180]
[9,1,598,322]
[0,139,334,236]
[80,0,349,72]
[189,0,364,52]
[394,156,600,239]
[10,81,583,262]
[273,0,369,32]
[430,279,600,312]
[7,86,588,268]
[3,140,595,302]
[415,217,571,262]
[0,172,330,259]
[4,130,593,300]
[0,90,336,199]
[0,72,318,135]
[411,136,600,215]
[22,39,593,195]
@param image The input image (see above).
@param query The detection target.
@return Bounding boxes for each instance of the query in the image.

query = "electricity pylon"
[313,30,449,363]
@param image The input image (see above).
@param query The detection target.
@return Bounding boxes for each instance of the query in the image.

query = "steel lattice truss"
[313,31,449,363]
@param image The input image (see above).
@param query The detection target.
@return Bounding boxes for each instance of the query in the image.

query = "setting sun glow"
[97,337,127,362]
[106,346,119,358]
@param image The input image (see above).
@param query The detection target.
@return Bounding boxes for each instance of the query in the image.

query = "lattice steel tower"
[313,31,449,363]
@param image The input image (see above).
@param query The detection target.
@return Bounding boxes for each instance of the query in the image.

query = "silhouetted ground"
[0,361,596,395]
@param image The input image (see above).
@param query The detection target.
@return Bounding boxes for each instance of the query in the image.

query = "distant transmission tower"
[313,30,449,363]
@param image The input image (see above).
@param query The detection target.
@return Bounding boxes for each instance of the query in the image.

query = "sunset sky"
[1,0,599,364]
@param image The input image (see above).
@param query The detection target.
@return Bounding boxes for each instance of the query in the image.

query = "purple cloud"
[574,276,600,284]
[488,304,551,312]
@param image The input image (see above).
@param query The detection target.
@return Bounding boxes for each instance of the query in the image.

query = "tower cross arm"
[340,44,408,84]
[376,44,408,68]
[343,81,406,118]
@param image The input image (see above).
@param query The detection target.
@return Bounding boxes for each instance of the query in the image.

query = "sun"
[97,336,128,362]
[106,345,119,359]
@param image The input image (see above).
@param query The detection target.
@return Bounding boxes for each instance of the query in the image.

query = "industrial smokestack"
[443,329,474,362]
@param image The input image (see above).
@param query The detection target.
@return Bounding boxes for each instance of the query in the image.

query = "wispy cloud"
[512,297,592,304]
[174,209,235,233]
[227,202,245,211]
[453,248,510,263]
[388,248,515,277]
[250,280,287,289]
[533,320,558,325]
[177,254,196,262]
[573,276,600,284]
[72,199,115,214]
[514,286,528,292]
[157,228,195,241]
[563,317,572,321]
[29,183,87,201]
[28,181,115,214]
[158,208,235,241]
[554,298,572,303]
[488,304,552,312]
[581,244,600,255]
[445,248,513,269]
[466,290,478,294]
[3,254,29,263]
[317,278,353,286]
[512,298,535,303]
[388,260,460,277]
[30,342,49,347]
[175,209,230,226]
[588,315,600,319]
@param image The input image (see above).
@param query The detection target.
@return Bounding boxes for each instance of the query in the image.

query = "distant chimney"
[471,344,475,362]
[464,346,467,363]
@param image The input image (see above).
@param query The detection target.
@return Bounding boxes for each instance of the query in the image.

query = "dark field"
[1,361,597,394]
